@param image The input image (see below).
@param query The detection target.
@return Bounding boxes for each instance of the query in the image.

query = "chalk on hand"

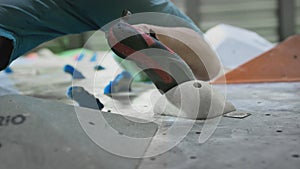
[90,52,98,62]
[63,64,85,79]
[94,65,105,71]
[104,71,132,95]
[66,86,104,110]
[4,67,13,74]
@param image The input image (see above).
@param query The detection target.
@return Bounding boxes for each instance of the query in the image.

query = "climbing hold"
[213,35,300,84]
[94,65,105,71]
[104,71,132,95]
[154,80,236,120]
[4,67,13,74]
[63,65,85,79]
[90,52,98,62]
[66,86,104,110]
[75,52,85,61]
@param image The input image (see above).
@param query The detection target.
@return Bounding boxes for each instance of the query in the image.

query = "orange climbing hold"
[213,35,300,84]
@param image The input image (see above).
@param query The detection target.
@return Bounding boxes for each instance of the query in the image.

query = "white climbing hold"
[154,80,236,120]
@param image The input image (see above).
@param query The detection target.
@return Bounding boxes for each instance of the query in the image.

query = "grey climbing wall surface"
[1,52,299,169]
[0,95,157,169]
[138,82,300,169]
[1,83,299,169]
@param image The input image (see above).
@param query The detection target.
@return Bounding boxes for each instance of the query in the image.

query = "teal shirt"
[0,0,200,64]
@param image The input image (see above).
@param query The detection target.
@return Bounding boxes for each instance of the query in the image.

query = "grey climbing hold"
[66,86,104,110]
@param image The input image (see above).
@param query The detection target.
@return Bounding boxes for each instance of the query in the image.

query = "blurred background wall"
[174,0,298,42]
[37,0,299,53]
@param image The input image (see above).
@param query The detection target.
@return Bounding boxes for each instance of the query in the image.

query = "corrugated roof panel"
[295,0,300,34]
[171,0,280,42]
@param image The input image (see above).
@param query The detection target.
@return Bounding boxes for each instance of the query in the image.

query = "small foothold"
[4,67,13,74]
[94,65,105,71]
[66,86,104,110]
[90,52,98,62]
[75,53,85,61]
[104,71,132,95]
[104,82,112,95]
[63,64,85,79]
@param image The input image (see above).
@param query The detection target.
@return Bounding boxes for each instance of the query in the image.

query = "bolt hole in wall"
[190,156,197,160]
[292,154,300,158]
[150,157,156,161]
[294,55,298,59]
[193,82,202,88]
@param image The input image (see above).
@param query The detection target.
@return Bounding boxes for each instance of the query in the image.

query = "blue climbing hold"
[66,86,104,110]
[104,71,132,95]
[90,52,98,62]
[104,81,112,95]
[94,65,105,71]
[76,52,85,61]
[4,67,13,74]
[63,64,85,79]
[66,86,75,99]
